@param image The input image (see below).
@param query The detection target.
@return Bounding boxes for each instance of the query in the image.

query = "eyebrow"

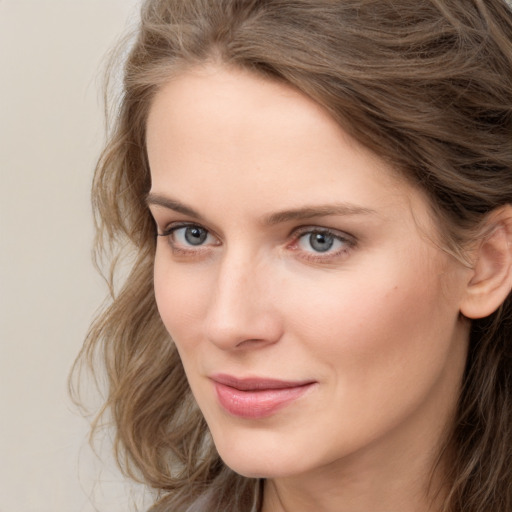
[146,193,205,220]
[146,193,376,225]
[264,204,376,225]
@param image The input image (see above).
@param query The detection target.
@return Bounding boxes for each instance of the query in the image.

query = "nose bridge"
[204,246,280,350]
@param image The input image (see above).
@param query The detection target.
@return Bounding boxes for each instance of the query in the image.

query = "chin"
[220,454,294,479]
[211,431,311,479]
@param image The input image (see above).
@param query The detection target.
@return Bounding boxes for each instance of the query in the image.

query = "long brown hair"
[71,1,512,510]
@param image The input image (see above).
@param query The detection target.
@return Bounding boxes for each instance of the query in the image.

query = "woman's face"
[146,65,471,480]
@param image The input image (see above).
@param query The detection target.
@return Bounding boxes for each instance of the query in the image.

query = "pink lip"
[210,374,316,419]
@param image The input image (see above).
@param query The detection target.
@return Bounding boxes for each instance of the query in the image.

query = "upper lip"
[210,373,315,391]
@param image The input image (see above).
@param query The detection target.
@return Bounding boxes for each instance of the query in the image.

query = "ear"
[460,205,512,319]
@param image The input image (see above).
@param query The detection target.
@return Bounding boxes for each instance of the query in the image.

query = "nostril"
[235,337,269,349]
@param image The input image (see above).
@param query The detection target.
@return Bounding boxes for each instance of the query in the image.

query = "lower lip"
[213,381,315,419]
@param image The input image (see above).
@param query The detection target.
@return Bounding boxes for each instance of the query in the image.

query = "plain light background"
[0,1,154,510]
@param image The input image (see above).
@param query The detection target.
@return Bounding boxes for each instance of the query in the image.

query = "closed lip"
[210,373,315,390]
[209,373,317,418]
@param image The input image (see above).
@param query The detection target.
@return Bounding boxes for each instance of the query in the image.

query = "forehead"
[146,65,355,176]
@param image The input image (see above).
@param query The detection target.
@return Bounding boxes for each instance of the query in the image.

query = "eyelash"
[157,222,219,256]
[289,226,356,262]
[157,222,356,261]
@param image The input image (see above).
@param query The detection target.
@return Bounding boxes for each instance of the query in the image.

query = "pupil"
[310,232,334,252]
[185,227,207,245]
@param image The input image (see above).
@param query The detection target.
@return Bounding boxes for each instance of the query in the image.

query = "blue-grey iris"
[310,232,334,252]
[185,227,208,245]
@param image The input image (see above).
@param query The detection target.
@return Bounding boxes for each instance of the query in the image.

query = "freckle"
[386,285,399,298]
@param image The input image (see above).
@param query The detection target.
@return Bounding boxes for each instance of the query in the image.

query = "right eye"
[158,224,219,252]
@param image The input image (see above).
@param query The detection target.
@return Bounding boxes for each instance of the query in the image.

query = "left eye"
[297,231,346,253]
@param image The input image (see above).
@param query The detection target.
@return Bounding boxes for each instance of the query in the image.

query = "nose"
[204,251,283,351]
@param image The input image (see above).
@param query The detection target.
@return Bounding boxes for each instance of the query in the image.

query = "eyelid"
[290,225,356,244]
[157,222,221,253]
[287,225,357,260]
[157,221,217,239]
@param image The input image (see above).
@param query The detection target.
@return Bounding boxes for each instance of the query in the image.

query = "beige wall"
[0,1,152,510]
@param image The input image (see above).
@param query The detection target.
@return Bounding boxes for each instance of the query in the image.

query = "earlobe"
[460,205,512,319]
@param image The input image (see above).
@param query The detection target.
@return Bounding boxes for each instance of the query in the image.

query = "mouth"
[210,374,316,419]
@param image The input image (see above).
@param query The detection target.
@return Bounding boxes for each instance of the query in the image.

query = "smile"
[210,374,316,419]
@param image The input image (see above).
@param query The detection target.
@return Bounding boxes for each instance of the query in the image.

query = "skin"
[146,65,473,512]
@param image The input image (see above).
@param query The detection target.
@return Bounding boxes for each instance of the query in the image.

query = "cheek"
[275,260,467,453]
[153,253,208,344]
[282,255,460,385]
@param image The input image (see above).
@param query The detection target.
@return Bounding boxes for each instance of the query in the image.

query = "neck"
[262,440,449,512]
[262,454,447,512]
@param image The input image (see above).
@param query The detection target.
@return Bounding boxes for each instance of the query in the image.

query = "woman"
[73,0,512,511]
